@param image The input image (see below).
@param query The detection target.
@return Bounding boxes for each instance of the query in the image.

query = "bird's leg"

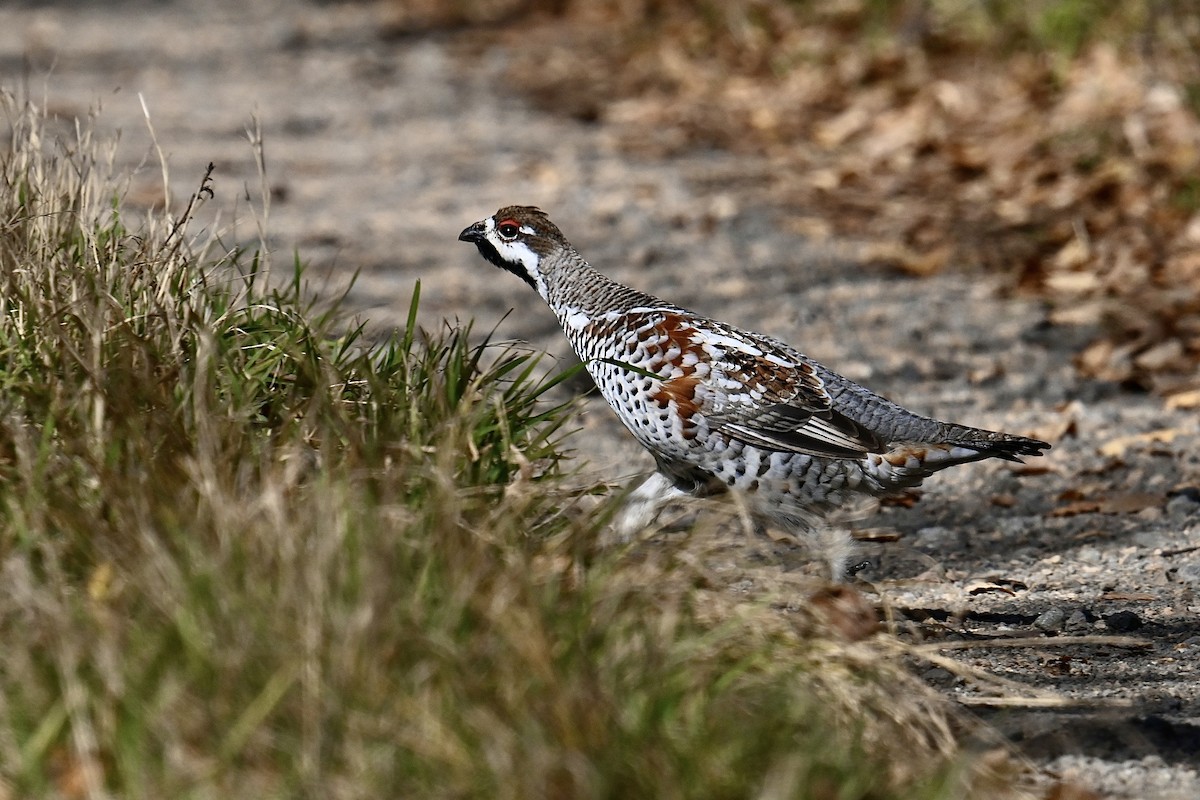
[814,524,859,582]
[613,472,691,541]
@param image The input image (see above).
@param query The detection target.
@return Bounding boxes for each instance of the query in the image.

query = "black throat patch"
[473,240,536,290]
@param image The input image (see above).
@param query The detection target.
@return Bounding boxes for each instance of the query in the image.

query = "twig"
[244,112,272,291]
[955,695,1135,709]
[160,161,216,254]
[914,635,1150,653]
[912,647,1070,702]
[139,92,170,212]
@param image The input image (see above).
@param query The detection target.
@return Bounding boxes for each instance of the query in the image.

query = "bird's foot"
[846,559,872,578]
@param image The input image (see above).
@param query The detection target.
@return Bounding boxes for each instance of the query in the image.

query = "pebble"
[1065,609,1092,631]
[1166,493,1200,521]
[912,526,963,550]
[921,666,954,684]
[1133,530,1169,548]
[995,516,1037,537]
[1034,607,1067,632]
[1168,486,1200,504]
[1174,564,1200,584]
[1103,610,1143,632]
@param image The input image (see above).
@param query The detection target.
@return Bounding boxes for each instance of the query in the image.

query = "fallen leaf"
[968,362,1002,384]
[1052,301,1106,328]
[1166,388,1200,409]
[1010,463,1056,476]
[967,578,1028,595]
[1134,339,1185,371]
[1071,528,1106,541]
[858,241,949,276]
[851,528,902,543]
[1052,491,1163,516]
[765,527,802,544]
[1049,499,1102,517]
[1044,780,1103,800]
[1046,265,1098,290]
[880,490,922,508]
[1097,491,1163,514]
[1027,410,1078,445]
[809,585,880,642]
[1098,429,1183,457]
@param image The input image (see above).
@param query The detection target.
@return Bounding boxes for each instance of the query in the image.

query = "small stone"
[913,526,963,550]
[1166,493,1200,521]
[922,666,954,684]
[1103,610,1143,632]
[1135,506,1162,522]
[1149,692,1183,712]
[1132,531,1167,548]
[1034,607,1067,632]
[1065,609,1091,631]
[1167,486,1200,504]
[995,516,1036,538]
[1174,564,1200,584]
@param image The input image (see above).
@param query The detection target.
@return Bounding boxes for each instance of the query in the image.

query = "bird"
[459,206,1050,578]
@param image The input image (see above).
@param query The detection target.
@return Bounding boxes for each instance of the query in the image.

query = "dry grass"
[0,90,1043,798]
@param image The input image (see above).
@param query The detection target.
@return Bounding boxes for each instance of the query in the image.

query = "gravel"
[3,1,1198,796]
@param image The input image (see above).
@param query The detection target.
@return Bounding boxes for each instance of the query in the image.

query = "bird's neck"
[539,249,662,317]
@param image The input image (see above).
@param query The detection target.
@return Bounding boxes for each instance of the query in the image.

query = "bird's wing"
[688,325,886,459]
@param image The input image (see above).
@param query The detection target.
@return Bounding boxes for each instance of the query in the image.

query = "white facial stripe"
[518,224,536,235]
[496,239,549,299]
[484,217,495,232]
[495,240,539,273]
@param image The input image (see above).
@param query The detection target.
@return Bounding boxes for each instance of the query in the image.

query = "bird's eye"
[497,219,520,240]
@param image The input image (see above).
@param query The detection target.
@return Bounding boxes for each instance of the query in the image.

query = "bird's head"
[458,206,567,294]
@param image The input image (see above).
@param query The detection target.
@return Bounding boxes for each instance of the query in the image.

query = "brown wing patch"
[652,311,705,412]
[652,373,701,408]
[653,312,701,356]
[646,314,704,438]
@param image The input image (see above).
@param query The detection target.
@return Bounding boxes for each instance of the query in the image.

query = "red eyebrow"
[498,218,519,228]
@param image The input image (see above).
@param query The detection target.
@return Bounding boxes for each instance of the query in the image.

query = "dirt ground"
[3,1,1198,796]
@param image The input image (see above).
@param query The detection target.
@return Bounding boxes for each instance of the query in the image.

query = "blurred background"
[3,0,1198,401]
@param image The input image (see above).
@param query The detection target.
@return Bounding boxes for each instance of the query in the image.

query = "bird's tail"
[942,424,1051,463]
[865,428,1049,490]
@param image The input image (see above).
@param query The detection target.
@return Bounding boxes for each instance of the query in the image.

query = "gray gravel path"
[4,1,1198,796]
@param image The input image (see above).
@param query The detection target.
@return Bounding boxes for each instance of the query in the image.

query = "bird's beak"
[458,220,486,243]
